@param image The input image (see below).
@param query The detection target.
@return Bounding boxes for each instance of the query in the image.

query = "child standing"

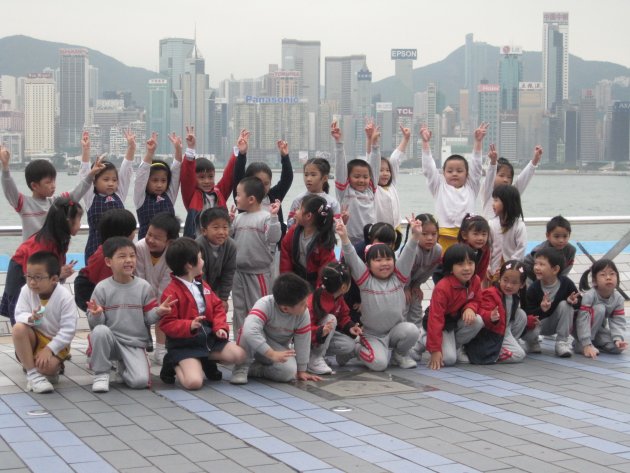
[12,252,78,393]
[159,238,246,389]
[87,237,176,392]
[488,185,527,278]
[280,195,337,288]
[524,215,576,280]
[231,273,321,385]
[420,123,487,251]
[575,259,627,358]
[133,131,182,240]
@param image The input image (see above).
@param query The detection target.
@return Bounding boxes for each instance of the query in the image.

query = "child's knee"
[181,376,204,390]
[126,373,150,389]
[272,364,297,383]
[442,351,457,366]
[366,355,388,372]
[91,324,111,340]
[11,322,31,340]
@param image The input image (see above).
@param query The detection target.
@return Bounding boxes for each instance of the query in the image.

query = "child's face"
[235,183,255,211]
[499,269,524,296]
[348,165,370,192]
[69,214,82,236]
[462,229,488,250]
[106,246,137,279]
[147,170,168,195]
[304,164,325,193]
[196,170,215,193]
[253,171,271,196]
[418,223,438,251]
[94,169,118,195]
[546,226,570,250]
[378,160,391,187]
[451,257,475,284]
[25,263,58,296]
[492,197,504,217]
[533,256,559,282]
[31,177,56,198]
[145,226,169,256]
[280,297,308,316]
[202,218,230,246]
[443,159,467,188]
[191,251,204,278]
[594,266,618,295]
[369,255,395,280]
[293,205,312,227]
[493,166,513,188]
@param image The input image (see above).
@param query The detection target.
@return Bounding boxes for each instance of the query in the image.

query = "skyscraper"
[147,79,170,152]
[324,55,366,116]
[499,46,523,112]
[391,49,417,108]
[579,89,598,161]
[427,83,440,159]
[24,73,56,155]
[88,65,99,107]
[542,12,569,112]
[159,38,195,104]
[478,83,500,153]
[181,42,210,152]
[609,102,630,162]
[281,39,320,115]
[59,48,89,151]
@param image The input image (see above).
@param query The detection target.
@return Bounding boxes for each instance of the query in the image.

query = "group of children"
[0,118,626,394]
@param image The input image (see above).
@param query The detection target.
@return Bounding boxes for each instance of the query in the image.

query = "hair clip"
[68,200,74,206]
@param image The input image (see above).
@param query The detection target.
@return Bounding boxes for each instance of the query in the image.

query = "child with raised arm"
[133,131,182,240]
[524,215,577,281]
[0,145,96,241]
[80,130,134,261]
[13,252,77,393]
[333,120,381,245]
[231,273,321,385]
[421,123,487,251]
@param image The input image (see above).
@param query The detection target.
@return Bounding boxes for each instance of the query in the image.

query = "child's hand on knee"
[428,352,443,370]
[267,349,295,363]
[35,347,54,371]
[462,308,476,325]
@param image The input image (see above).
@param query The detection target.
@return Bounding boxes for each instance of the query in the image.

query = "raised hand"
[86,299,104,316]
[0,145,10,170]
[364,119,374,140]
[330,121,342,142]
[532,145,543,166]
[474,122,489,143]
[269,199,281,215]
[81,131,90,152]
[400,124,411,141]
[490,306,500,322]
[372,125,381,145]
[237,129,250,154]
[277,139,288,157]
[335,218,349,243]
[567,291,579,305]
[185,126,196,148]
[541,292,552,312]
[89,154,107,176]
[123,129,136,149]
[407,214,423,240]
[340,204,350,224]
[157,295,178,317]
[488,143,498,165]
[168,132,183,162]
[420,125,432,143]
[60,260,77,279]
[146,132,158,155]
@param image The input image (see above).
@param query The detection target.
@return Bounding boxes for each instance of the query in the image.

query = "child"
[12,252,78,393]
[468,260,527,364]
[133,131,182,240]
[488,185,527,278]
[481,144,543,219]
[307,262,362,374]
[181,127,243,238]
[522,247,579,357]
[0,145,98,241]
[332,120,381,245]
[87,237,176,392]
[159,238,246,389]
[287,157,340,228]
[423,244,484,370]
[280,195,337,288]
[524,215,576,280]
[135,212,181,365]
[0,197,82,324]
[420,123,487,251]
[231,273,321,385]
[335,217,422,371]
[80,130,134,261]
[74,208,138,312]
[231,177,282,337]
[575,259,627,358]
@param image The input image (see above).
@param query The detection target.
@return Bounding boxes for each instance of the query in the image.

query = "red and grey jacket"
[279,225,336,288]
[307,290,354,346]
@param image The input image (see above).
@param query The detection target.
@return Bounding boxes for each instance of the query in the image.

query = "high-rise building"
[518,82,544,162]
[355,66,373,156]
[478,83,500,153]
[88,65,99,107]
[281,39,320,115]
[181,42,210,152]
[459,89,470,132]
[59,48,89,151]
[317,100,338,154]
[464,34,490,119]
[609,101,630,162]
[542,12,569,112]
[83,124,103,156]
[499,112,518,162]
[427,83,440,158]
[0,75,17,109]
[579,89,598,162]
[564,107,579,166]
[0,132,23,162]
[325,55,366,116]
[375,102,394,152]
[147,79,170,152]
[24,73,56,155]
[208,95,229,163]
[499,46,523,112]
[159,38,195,104]
[391,49,417,108]
[0,100,24,132]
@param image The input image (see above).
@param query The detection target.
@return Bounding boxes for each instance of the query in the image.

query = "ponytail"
[35,196,83,254]
[313,263,351,320]
[301,195,335,250]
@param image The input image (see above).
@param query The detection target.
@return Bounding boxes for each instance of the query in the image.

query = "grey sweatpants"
[498,309,526,363]
[404,297,424,327]
[523,301,573,343]
[422,315,484,366]
[356,322,419,372]
[575,304,621,353]
[232,270,271,339]
[90,325,151,389]
[310,314,337,362]
[249,337,299,383]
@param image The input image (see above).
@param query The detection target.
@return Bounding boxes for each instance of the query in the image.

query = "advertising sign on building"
[376,102,393,112]
[390,49,418,60]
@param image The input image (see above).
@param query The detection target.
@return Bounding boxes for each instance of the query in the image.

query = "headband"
[151,162,168,169]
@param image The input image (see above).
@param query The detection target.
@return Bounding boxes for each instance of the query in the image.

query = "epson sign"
[391,49,418,60]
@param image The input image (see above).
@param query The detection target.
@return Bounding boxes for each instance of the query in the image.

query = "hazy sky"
[3,0,629,85]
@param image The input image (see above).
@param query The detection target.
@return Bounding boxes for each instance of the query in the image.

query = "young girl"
[0,197,83,324]
[287,157,340,228]
[333,120,381,245]
[80,130,134,261]
[279,195,336,288]
[335,217,422,371]
[420,123,487,251]
[423,244,484,370]
[133,131,182,240]
[575,259,627,358]
[488,185,527,279]
[467,260,528,364]
[307,262,363,374]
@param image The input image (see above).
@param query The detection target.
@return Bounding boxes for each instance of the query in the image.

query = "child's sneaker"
[307,357,333,375]
[92,373,110,393]
[526,339,542,354]
[409,339,426,361]
[456,347,470,364]
[230,364,249,385]
[201,358,223,381]
[159,356,176,384]
[555,340,573,358]
[153,344,166,366]
[27,374,54,394]
[390,351,417,369]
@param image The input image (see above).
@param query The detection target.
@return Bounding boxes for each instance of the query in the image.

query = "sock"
[26,368,39,379]
[155,343,165,351]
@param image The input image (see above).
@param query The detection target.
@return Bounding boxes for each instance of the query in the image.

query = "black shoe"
[159,355,176,384]
[201,358,222,381]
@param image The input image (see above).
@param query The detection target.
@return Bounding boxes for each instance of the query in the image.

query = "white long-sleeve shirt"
[374,147,403,228]
[79,158,133,210]
[133,159,181,209]
[480,161,537,219]
[488,216,527,274]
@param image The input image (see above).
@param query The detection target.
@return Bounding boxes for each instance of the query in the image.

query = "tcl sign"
[396,107,413,116]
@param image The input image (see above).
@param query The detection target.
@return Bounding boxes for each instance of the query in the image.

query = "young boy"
[13,252,78,393]
[0,145,100,241]
[524,215,576,280]
[87,237,175,392]
[231,273,321,385]
[522,247,579,357]
[135,212,181,365]
[231,177,282,337]
[159,237,246,389]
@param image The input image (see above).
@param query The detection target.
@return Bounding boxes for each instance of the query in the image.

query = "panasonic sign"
[245,96,299,104]
[391,49,418,60]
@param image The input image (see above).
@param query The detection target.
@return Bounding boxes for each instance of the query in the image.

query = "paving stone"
[171,442,225,462]
[127,438,176,457]
[272,451,331,471]
[64,420,110,437]
[221,447,277,467]
[0,451,26,469]
[196,458,250,473]
[236,413,286,429]
[171,419,219,435]
[195,432,248,450]
[501,454,569,473]
[114,404,155,418]
[406,436,467,455]
[55,444,102,463]
[99,449,152,469]
[150,406,198,421]
[325,452,390,472]
[247,463,298,473]
[107,425,155,442]
[245,436,298,455]
[375,459,433,473]
[82,434,129,452]
[74,400,117,414]
[10,440,55,459]
[38,431,83,448]
[212,402,260,416]
[132,415,176,432]
[560,447,628,467]
[434,417,491,433]
[554,458,619,473]
[442,450,511,471]
[23,456,74,473]
[262,426,315,444]
[146,454,201,473]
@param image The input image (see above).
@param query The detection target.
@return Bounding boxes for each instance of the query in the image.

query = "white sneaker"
[409,339,425,361]
[526,339,542,354]
[555,340,573,358]
[456,347,470,364]
[390,351,417,369]
[307,357,333,375]
[153,345,166,366]
[230,365,249,385]
[92,373,110,393]
[27,374,54,394]
[335,352,354,367]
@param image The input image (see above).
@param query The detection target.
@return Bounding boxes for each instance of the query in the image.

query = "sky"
[3,0,629,86]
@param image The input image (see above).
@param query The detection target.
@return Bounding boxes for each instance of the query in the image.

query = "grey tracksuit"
[404,244,442,326]
[196,235,237,302]
[575,288,626,353]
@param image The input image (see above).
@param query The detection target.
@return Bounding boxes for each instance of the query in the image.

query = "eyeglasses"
[25,275,50,282]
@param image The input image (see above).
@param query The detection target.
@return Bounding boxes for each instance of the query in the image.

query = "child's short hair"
[200,207,230,229]
[165,237,201,277]
[499,260,527,284]
[579,258,620,291]
[273,273,311,307]
[103,236,136,259]
[245,162,272,180]
[25,160,56,190]
[458,214,490,242]
[27,251,61,277]
[534,247,565,272]
[149,159,172,189]
[347,159,372,179]
[380,158,393,187]
[442,154,469,174]
[442,243,476,275]
[238,176,265,203]
[148,212,180,241]
[546,215,572,234]
[365,243,396,266]
[195,157,215,175]
[93,160,118,181]
[99,208,137,242]
[496,157,514,180]
[304,157,331,193]
[364,222,401,250]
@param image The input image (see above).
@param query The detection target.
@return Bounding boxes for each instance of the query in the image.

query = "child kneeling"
[159,237,246,389]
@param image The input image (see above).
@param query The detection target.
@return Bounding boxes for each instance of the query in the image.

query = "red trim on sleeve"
[294,324,311,335]
[143,300,158,312]
[249,309,268,322]
[356,269,370,286]
[15,194,24,212]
